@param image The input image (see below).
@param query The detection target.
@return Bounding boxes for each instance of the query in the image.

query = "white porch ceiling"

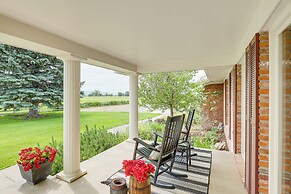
[0,0,279,82]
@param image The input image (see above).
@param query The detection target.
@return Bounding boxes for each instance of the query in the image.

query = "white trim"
[235,0,280,62]
[0,14,137,73]
[268,2,291,193]
[137,55,235,73]
[269,30,281,194]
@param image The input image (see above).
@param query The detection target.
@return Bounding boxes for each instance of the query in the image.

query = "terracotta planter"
[18,162,53,185]
[129,176,151,194]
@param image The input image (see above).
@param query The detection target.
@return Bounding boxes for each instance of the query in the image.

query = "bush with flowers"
[17,146,57,171]
[122,159,155,182]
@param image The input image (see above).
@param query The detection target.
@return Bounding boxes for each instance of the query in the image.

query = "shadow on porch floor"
[0,141,246,194]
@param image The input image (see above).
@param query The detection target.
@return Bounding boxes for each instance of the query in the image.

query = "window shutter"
[245,33,259,194]
[228,74,231,138]
[231,66,237,153]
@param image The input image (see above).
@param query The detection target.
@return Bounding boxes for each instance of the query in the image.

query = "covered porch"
[0,0,291,193]
[0,141,246,194]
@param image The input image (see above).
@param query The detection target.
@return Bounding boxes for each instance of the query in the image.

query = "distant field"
[0,111,159,169]
[0,96,129,115]
[80,96,129,103]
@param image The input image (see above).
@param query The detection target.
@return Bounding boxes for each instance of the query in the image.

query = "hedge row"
[80,100,129,108]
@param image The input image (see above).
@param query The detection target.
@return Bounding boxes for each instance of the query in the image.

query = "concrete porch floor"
[0,141,247,194]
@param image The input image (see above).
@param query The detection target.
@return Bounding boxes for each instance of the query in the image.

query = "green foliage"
[48,137,63,176]
[0,43,63,116]
[80,81,86,98]
[88,90,103,96]
[191,127,221,149]
[118,92,124,96]
[49,126,128,175]
[138,71,205,116]
[0,111,158,170]
[80,100,129,108]
[138,122,165,141]
[191,136,212,149]
[80,96,129,103]
[80,125,128,160]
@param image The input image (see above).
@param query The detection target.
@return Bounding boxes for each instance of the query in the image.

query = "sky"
[81,63,129,95]
[81,63,207,95]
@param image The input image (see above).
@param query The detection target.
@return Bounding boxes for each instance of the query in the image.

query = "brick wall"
[236,65,242,153]
[223,66,241,153]
[282,27,291,194]
[201,84,224,130]
[258,31,269,194]
[225,79,229,126]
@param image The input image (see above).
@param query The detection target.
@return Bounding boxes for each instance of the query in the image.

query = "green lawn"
[0,111,159,169]
[80,96,129,103]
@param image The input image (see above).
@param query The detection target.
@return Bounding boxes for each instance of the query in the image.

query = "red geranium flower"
[122,159,155,183]
[16,146,57,171]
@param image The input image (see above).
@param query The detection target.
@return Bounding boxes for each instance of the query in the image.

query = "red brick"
[259,42,269,48]
[259,116,269,120]
[259,141,268,147]
[259,76,269,81]
[259,135,269,141]
[259,148,269,154]
[259,102,269,107]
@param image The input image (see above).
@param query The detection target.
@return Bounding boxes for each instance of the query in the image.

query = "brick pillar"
[282,27,291,194]
[258,31,269,194]
[236,65,242,153]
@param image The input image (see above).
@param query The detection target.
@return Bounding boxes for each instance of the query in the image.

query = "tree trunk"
[27,109,40,118]
[169,105,174,117]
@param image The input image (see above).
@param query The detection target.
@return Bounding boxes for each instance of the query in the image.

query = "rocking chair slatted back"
[182,108,195,142]
[161,114,185,156]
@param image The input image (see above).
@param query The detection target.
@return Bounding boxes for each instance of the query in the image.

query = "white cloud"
[81,63,129,94]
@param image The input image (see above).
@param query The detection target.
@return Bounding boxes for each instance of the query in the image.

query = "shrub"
[191,127,220,149]
[49,125,128,175]
[48,137,63,175]
[80,125,127,160]
[138,121,165,141]
[80,100,129,108]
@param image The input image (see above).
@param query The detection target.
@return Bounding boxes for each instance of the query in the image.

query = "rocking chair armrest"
[153,132,163,138]
[133,138,157,150]
[153,132,164,145]
[181,131,188,135]
[178,140,191,147]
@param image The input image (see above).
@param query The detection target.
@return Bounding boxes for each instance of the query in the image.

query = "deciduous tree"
[138,71,204,116]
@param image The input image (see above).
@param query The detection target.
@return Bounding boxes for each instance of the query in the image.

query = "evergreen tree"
[80,81,86,98]
[0,44,63,118]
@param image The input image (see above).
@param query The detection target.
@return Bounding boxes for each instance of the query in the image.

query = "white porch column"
[129,74,138,140]
[57,55,87,183]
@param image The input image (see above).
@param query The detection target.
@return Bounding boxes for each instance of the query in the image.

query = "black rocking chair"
[133,114,186,189]
[177,108,196,171]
